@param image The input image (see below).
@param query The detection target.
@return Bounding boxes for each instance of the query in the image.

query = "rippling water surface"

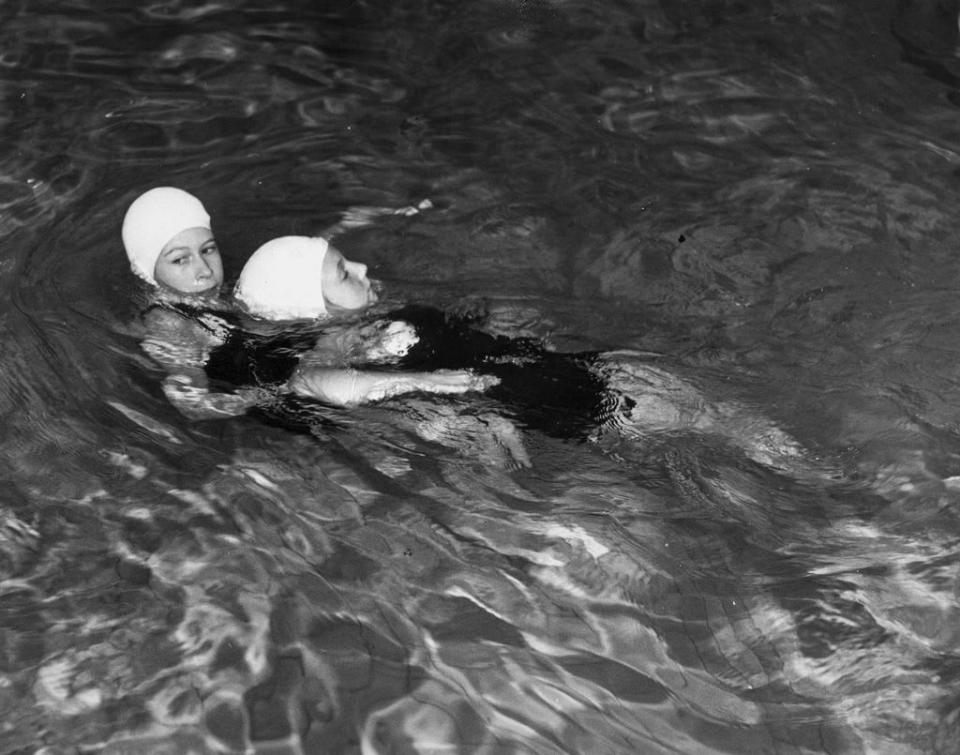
[3,1,960,753]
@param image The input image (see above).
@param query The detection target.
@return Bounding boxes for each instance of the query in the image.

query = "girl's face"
[154,227,224,296]
[321,246,377,311]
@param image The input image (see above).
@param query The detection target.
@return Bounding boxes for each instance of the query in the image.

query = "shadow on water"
[893,0,960,90]
[2,0,960,753]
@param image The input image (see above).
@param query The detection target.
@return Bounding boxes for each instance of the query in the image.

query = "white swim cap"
[121,187,211,285]
[234,236,330,320]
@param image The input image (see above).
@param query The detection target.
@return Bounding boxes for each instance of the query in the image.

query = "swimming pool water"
[2,1,960,752]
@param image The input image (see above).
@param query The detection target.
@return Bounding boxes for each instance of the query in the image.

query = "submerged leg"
[595,353,828,476]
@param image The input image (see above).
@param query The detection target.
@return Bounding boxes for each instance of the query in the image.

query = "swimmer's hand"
[361,320,419,361]
[288,367,498,406]
[162,375,261,419]
[414,369,499,395]
[202,391,258,417]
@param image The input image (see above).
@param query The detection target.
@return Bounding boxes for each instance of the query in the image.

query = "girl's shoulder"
[141,300,238,345]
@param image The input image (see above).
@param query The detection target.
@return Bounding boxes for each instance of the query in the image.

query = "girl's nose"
[196,257,213,278]
[347,261,368,278]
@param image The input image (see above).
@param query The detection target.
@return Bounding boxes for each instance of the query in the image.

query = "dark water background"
[3,0,960,752]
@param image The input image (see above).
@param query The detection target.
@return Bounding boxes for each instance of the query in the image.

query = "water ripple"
[0,1,958,752]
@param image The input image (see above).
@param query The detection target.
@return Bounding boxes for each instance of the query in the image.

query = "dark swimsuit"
[384,305,615,441]
[146,302,615,440]
[142,301,314,390]
[143,301,329,431]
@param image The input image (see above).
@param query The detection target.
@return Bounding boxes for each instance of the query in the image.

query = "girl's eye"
[172,257,188,266]
[202,245,218,255]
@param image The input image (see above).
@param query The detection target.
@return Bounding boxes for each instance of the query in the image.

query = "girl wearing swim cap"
[122,186,223,297]
[122,186,261,419]
[233,235,494,407]
[231,234,811,472]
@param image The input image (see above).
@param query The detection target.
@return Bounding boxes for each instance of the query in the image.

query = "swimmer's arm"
[142,308,258,420]
[160,373,260,420]
[301,320,419,367]
[288,367,497,407]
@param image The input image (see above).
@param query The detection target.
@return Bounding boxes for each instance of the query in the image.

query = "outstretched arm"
[287,365,497,407]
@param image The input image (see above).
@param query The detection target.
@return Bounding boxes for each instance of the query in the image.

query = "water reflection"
[0,0,959,753]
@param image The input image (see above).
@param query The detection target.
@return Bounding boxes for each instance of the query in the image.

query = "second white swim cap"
[121,187,211,285]
[234,236,330,320]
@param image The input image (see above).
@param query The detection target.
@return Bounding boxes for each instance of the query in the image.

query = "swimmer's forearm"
[288,367,496,406]
[288,368,427,406]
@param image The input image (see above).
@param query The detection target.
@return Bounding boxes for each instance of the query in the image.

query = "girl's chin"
[186,280,222,295]
[158,283,222,300]
[326,291,377,313]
